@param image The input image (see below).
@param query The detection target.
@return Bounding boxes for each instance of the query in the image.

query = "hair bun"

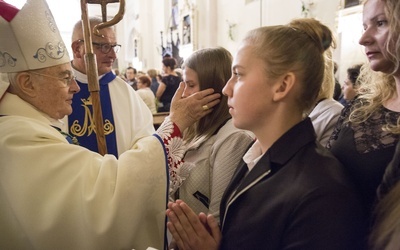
[288,18,334,53]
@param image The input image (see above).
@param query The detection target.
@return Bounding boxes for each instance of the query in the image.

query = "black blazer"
[219,118,367,250]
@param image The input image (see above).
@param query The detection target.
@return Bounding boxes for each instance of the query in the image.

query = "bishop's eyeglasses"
[29,71,77,87]
[77,39,121,54]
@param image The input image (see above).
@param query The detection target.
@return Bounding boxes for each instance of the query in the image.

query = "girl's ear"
[272,72,295,102]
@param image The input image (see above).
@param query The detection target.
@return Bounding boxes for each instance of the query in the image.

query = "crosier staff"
[79,0,125,155]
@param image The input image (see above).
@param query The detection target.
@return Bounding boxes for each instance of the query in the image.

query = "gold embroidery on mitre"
[70,96,114,137]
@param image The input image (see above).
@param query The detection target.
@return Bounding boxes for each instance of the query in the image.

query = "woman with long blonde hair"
[326,0,400,224]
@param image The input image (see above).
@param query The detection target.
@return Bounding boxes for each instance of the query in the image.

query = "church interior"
[10,0,365,84]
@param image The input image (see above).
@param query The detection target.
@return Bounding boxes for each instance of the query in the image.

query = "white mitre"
[0,0,70,73]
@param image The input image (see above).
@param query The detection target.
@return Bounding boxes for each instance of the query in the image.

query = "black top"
[220,118,367,250]
[159,74,181,111]
[327,98,399,213]
[377,140,400,200]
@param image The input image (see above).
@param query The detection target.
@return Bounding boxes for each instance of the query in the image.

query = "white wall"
[336,5,367,84]
[216,0,342,55]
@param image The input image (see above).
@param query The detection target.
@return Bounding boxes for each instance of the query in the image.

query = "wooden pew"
[153,112,169,129]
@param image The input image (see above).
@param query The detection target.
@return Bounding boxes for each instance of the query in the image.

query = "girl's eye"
[184,82,195,88]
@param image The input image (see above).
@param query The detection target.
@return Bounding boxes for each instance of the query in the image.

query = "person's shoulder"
[145,88,156,97]
[315,99,343,113]
[173,75,182,82]
[338,97,364,118]
[111,76,138,92]
[137,88,152,99]
[114,75,131,85]
[328,99,344,110]
[217,119,255,141]
[161,74,170,80]
[1,115,61,141]
[346,97,364,110]
[313,99,344,122]
[300,143,356,186]
[163,74,181,82]
[1,115,38,127]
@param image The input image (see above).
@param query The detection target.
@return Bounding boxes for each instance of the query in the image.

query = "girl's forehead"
[233,46,264,71]
[234,45,253,61]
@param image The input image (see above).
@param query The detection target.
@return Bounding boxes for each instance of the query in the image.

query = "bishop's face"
[29,63,80,119]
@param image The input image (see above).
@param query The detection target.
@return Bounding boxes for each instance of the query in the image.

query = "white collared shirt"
[243,139,264,172]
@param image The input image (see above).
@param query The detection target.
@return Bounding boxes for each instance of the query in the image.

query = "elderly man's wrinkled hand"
[169,82,221,132]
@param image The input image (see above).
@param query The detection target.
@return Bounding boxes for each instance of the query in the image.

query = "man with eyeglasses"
[68,16,150,157]
[0,0,220,249]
